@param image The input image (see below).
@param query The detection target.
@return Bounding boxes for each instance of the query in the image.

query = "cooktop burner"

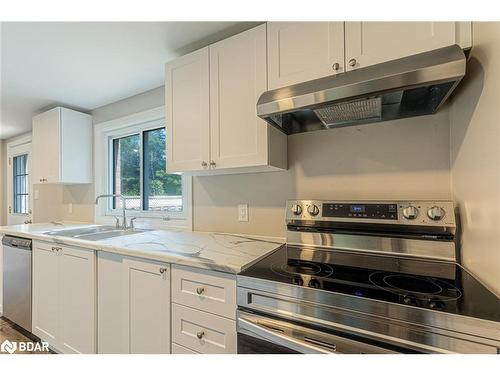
[368,271,462,302]
[271,260,334,278]
[239,245,500,323]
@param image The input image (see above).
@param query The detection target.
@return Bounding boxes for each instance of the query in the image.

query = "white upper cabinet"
[165,24,287,175]
[267,22,345,89]
[165,48,210,172]
[345,22,472,71]
[32,107,92,184]
[209,23,269,170]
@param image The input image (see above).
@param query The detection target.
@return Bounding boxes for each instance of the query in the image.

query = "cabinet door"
[32,108,60,183]
[345,22,457,70]
[268,22,345,89]
[165,47,210,172]
[59,246,96,354]
[97,252,127,354]
[32,242,59,346]
[123,259,171,354]
[209,24,268,169]
[59,108,93,183]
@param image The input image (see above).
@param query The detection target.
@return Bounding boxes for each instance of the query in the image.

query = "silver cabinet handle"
[348,58,357,67]
[159,267,168,274]
[24,220,32,224]
[196,331,205,339]
[209,160,216,168]
[332,62,340,71]
[51,246,62,253]
[201,161,208,167]
[196,287,205,295]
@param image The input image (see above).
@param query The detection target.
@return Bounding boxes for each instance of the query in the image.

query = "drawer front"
[172,343,199,354]
[172,304,236,354]
[172,265,236,319]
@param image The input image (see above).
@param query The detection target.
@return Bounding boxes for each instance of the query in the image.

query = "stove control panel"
[322,202,398,220]
[286,200,456,227]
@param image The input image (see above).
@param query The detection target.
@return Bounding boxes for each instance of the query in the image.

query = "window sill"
[96,213,192,231]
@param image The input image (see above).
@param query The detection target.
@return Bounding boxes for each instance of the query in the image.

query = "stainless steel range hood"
[257,45,466,135]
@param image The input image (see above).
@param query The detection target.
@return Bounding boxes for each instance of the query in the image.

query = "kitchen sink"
[44,226,152,241]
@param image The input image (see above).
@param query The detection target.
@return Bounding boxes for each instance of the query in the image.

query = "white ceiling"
[0,21,260,139]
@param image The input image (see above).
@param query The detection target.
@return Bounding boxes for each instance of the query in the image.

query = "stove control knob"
[427,206,445,221]
[291,204,303,216]
[307,204,320,216]
[402,205,419,220]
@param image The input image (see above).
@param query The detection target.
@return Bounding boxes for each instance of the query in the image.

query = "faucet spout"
[95,193,122,205]
[95,194,130,229]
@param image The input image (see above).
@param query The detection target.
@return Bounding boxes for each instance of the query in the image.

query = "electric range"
[237,200,500,354]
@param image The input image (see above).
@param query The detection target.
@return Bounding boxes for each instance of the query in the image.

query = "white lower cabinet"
[32,241,96,354]
[171,264,238,354]
[124,258,171,354]
[172,304,237,354]
[97,252,171,354]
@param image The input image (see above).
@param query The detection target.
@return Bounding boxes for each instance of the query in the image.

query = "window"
[13,154,29,214]
[111,127,183,213]
[95,108,191,228]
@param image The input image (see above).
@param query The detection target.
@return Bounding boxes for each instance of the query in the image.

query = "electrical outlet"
[68,203,73,214]
[238,204,249,222]
[34,189,39,200]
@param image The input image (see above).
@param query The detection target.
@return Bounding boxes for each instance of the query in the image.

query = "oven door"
[237,310,397,354]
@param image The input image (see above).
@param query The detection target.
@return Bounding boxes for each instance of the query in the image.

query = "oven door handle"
[238,316,336,354]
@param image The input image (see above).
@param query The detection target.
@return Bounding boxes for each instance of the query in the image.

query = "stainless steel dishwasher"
[2,235,32,332]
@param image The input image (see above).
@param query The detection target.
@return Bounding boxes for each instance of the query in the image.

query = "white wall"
[194,109,452,237]
[450,22,500,295]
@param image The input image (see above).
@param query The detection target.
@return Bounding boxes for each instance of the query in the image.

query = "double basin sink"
[44,226,152,241]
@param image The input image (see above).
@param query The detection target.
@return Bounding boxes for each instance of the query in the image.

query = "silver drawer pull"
[159,267,167,274]
[196,331,205,339]
[196,287,205,295]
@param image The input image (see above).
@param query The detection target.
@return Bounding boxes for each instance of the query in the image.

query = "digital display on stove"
[322,203,398,220]
[350,205,365,213]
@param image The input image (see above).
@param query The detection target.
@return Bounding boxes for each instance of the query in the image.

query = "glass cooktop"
[239,245,500,323]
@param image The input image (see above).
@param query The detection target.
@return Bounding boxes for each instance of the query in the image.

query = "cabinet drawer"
[172,343,198,354]
[172,265,236,319]
[172,304,236,354]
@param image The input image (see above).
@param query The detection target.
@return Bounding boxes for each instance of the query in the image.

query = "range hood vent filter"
[257,45,467,135]
[314,97,382,127]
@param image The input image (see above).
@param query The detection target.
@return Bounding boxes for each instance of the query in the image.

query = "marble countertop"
[0,222,285,274]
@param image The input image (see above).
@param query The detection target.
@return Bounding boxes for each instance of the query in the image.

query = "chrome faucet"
[95,194,132,229]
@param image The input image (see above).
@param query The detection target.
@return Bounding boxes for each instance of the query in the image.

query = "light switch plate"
[238,204,249,222]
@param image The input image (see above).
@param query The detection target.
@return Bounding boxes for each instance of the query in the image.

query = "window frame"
[13,153,30,214]
[94,106,192,230]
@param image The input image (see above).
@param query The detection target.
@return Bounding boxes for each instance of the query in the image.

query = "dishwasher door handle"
[238,316,336,354]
